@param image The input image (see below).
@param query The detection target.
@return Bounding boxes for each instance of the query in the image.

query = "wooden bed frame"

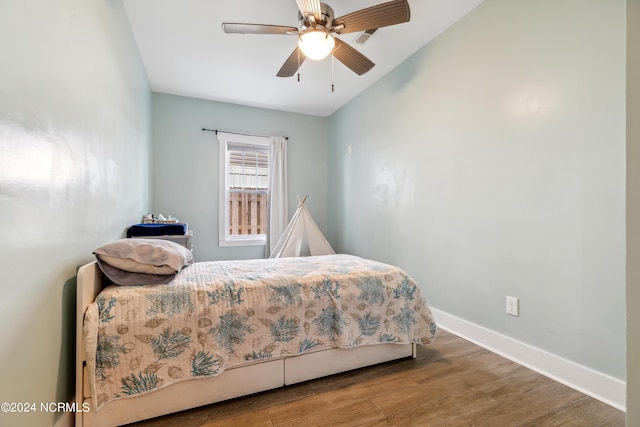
[75,261,416,427]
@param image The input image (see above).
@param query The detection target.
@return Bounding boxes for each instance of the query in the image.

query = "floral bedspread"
[84,254,437,409]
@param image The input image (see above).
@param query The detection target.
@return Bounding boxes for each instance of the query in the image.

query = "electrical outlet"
[506,296,519,316]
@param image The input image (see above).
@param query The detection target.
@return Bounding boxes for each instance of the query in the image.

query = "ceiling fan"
[222,0,411,77]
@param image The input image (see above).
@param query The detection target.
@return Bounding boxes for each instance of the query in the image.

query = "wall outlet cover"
[506,296,519,316]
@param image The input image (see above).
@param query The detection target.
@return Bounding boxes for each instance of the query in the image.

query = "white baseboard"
[430,308,626,412]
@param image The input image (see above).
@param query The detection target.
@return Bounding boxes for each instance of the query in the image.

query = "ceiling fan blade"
[332,38,375,76]
[295,0,323,22]
[355,28,378,45]
[222,23,298,35]
[277,47,307,77]
[334,0,410,34]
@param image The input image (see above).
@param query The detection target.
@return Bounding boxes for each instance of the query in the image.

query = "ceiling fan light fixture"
[298,30,335,60]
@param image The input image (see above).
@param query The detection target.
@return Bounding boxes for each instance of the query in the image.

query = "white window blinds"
[227,144,269,190]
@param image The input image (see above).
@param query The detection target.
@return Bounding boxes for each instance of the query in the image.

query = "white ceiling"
[123,0,483,117]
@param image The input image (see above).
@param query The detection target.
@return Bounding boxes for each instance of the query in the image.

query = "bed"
[75,249,436,427]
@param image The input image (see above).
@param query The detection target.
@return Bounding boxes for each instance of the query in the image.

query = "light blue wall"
[152,93,328,261]
[0,1,151,426]
[328,0,626,380]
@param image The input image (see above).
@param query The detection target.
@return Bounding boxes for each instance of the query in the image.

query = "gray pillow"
[94,238,194,285]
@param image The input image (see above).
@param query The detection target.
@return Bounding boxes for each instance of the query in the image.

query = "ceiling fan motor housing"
[298,3,334,29]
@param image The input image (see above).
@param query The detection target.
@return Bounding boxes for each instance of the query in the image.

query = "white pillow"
[93,238,193,285]
[97,254,177,275]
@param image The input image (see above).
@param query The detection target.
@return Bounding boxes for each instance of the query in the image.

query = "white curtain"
[266,136,287,257]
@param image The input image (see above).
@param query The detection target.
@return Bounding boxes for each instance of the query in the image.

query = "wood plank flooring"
[128,329,625,426]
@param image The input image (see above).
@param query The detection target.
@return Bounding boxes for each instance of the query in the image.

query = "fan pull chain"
[297,46,301,82]
[331,52,335,93]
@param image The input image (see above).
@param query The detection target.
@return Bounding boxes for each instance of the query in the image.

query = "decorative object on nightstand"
[141,213,181,224]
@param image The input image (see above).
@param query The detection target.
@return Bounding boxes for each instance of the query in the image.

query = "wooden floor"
[128,329,625,427]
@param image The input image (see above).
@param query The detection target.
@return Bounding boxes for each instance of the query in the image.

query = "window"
[218,132,270,247]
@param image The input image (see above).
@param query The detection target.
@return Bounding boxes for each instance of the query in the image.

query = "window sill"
[219,237,266,247]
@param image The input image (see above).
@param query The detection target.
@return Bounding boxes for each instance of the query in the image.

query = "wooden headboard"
[75,261,107,427]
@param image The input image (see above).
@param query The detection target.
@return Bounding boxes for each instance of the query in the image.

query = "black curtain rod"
[202,128,288,140]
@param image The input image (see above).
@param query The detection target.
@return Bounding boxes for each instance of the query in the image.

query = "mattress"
[83,254,437,410]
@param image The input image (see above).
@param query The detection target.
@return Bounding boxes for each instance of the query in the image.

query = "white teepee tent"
[269,196,335,258]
